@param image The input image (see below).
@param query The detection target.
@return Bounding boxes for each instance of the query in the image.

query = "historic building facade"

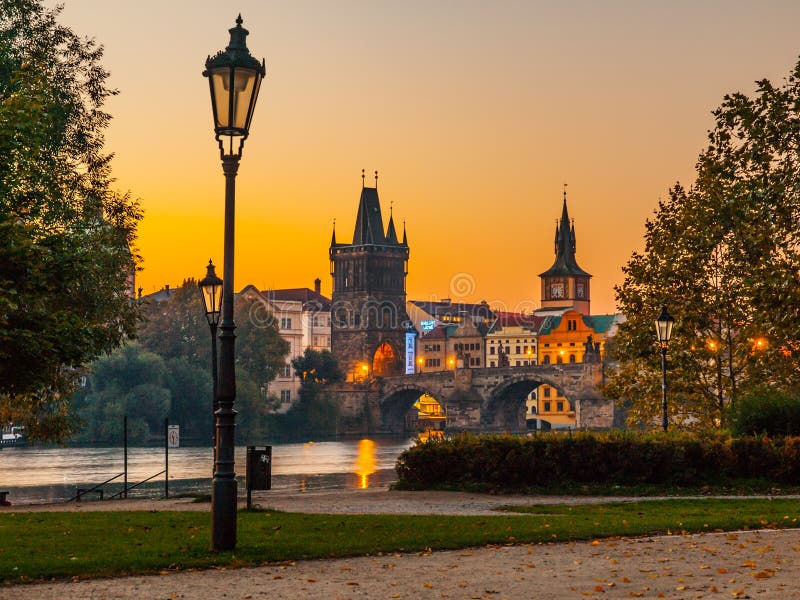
[240,281,331,412]
[329,178,410,381]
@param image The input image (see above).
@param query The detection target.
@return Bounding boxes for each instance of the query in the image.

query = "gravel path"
[4,488,800,598]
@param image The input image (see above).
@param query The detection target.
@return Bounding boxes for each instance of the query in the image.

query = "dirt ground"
[4,489,800,599]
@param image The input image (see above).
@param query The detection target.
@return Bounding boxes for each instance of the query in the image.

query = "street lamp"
[203,15,266,552]
[654,305,675,432]
[198,259,223,461]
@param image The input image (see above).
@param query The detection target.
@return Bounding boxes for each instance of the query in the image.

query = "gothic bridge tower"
[330,172,409,380]
[539,189,592,314]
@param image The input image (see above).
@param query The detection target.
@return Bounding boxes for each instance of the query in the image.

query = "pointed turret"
[539,191,591,278]
[386,211,399,244]
[402,220,408,247]
[331,220,337,247]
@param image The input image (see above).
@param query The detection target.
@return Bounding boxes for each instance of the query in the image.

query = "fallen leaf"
[751,570,774,579]
[717,568,728,574]
[740,561,757,569]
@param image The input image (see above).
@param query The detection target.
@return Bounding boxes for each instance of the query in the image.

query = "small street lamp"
[654,305,675,432]
[198,259,223,459]
[203,14,266,552]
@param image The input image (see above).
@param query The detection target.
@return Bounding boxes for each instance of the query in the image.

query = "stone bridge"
[336,363,619,434]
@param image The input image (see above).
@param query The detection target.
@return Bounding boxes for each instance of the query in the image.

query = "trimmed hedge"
[395,431,800,490]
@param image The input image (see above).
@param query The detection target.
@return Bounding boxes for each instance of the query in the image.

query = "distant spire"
[386,207,398,244]
[331,218,337,246]
[374,170,379,187]
[361,168,365,188]
[402,220,408,246]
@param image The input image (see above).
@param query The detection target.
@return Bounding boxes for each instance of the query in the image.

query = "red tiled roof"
[260,288,331,311]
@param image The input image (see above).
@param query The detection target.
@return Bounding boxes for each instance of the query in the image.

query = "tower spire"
[331,218,337,246]
[362,168,365,188]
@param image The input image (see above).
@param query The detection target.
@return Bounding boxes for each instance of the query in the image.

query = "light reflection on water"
[0,437,415,504]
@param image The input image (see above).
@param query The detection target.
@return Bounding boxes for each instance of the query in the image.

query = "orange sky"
[51,1,800,315]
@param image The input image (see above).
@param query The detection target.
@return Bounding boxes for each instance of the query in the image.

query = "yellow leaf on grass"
[424,582,434,588]
[740,561,756,568]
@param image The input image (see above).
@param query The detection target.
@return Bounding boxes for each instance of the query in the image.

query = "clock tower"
[538,190,591,314]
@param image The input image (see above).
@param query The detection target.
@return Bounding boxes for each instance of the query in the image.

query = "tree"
[136,279,289,444]
[0,0,142,441]
[72,344,171,444]
[138,280,289,387]
[605,58,800,429]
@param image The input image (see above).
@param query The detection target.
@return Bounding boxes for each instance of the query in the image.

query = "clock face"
[551,283,564,299]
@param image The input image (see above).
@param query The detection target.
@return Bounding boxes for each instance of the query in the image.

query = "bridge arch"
[484,372,571,432]
[379,383,445,433]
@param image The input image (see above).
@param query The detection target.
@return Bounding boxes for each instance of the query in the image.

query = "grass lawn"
[1,498,799,584]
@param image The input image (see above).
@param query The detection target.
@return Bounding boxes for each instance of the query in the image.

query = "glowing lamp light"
[654,305,674,348]
[198,259,223,327]
[203,15,266,155]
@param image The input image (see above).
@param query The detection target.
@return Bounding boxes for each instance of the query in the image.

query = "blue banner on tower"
[405,332,416,375]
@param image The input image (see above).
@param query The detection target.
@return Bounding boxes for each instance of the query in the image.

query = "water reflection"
[353,439,376,489]
[0,437,415,503]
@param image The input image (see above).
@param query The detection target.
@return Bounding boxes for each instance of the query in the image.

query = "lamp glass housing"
[209,66,262,136]
[199,260,223,326]
[654,305,674,345]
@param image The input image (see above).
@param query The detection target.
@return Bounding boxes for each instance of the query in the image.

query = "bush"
[395,431,800,490]
[731,389,800,437]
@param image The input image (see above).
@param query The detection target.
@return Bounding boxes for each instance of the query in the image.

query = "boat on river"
[0,426,26,448]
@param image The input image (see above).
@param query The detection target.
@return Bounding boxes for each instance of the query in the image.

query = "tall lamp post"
[203,15,266,552]
[655,305,675,432]
[198,260,223,460]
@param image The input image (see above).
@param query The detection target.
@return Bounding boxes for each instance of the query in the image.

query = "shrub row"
[730,389,800,437]
[395,431,800,489]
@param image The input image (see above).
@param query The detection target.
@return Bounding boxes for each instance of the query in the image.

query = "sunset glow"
[48,1,800,314]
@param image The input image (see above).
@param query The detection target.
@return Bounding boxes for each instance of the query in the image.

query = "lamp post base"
[211,476,237,550]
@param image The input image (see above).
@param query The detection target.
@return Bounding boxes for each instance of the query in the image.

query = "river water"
[0,437,416,505]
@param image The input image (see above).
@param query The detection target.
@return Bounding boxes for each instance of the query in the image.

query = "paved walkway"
[4,489,800,598]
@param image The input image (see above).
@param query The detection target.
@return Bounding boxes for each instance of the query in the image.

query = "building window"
[490,361,496,367]
[542,355,550,365]
[569,355,576,363]
[557,401,564,412]
[280,390,291,403]
[280,317,292,329]
[543,343,550,347]
[490,346,495,355]
[557,356,563,364]
[543,401,551,412]
[543,387,551,398]
[282,364,291,377]
[515,360,521,366]
[568,320,577,331]
[515,346,520,354]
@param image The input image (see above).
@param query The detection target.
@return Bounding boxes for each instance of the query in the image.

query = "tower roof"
[352,186,386,245]
[539,193,591,278]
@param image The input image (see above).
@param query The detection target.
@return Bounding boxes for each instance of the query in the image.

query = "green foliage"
[2,500,800,583]
[72,344,171,444]
[605,57,800,429]
[731,388,800,437]
[395,432,800,490]
[292,347,345,386]
[0,0,142,441]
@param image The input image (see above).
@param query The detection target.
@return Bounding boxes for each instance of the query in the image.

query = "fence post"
[164,417,169,499]
[123,415,128,499]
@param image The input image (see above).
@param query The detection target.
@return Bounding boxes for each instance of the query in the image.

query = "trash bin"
[246,446,271,508]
